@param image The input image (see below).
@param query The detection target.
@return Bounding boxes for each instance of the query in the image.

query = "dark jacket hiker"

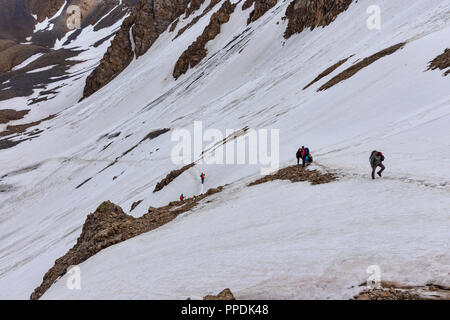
[296,148,302,165]
[370,151,385,179]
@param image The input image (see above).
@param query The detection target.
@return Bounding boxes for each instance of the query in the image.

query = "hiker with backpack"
[370,151,385,179]
[305,150,313,166]
[303,147,313,167]
[200,172,205,184]
[180,194,185,201]
[296,148,303,165]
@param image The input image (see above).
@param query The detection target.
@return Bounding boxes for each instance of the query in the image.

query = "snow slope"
[0,0,449,299]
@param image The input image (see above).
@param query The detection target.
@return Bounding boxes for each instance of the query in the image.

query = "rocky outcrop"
[0,40,48,74]
[354,281,450,300]
[184,0,207,18]
[0,109,30,124]
[174,0,221,39]
[303,55,352,90]
[0,48,81,102]
[83,0,191,99]
[130,200,143,211]
[31,186,225,300]
[246,0,277,24]
[318,43,405,91]
[0,114,55,150]
[26,0,66,23]
[203,288,236,300]
[283,0,353,39]
[0,114,55,138]
[428,48,450,76]
[82,15,136,98]
[248,165,336,186]
[173,0,237,79]
[153,163,196,192]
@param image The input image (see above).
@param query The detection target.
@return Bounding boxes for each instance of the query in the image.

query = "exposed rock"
[0,113,56,150]
[82,15,136,99]
[83,0,191,99]
[153,163,196,192]
[203,288,236,300]
[174,0,221,39]
[283,0,353,39]
[0,109,30,124]
[249,165,336,186]
[31,186,225,300]
[318,43,405,91]
[173,0,237,79]
[247,0,277,25]
[242,0,255,11]
[130,200,143,211]
[354,281,450,300]
[169,18,180,32]
[428,48,450,76]
[0,1,33,42]
[0,48,82,102]
[0,114,55,138]
[0,40,48,74]
[27,0,66,23]
[184,0,206,18]
[303,55,352,89]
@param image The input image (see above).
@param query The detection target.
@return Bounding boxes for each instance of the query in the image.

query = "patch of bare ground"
[83,0,191,99]
[184,0,207,19]
[0,48,82,102]
[0,109,30,124]
[303,55,352,90]
[173,0,237,79]
[283,0,353,39]
[249,165,336,186]
[30,186,225,300]
[169,18,180,32]
[246,0,277,25]
[0,113,55,149]
[154,163,196,192]
[318,43,406,91]
[428,48,450,76]
[0,114,55,138]
[354,281,450,300]
[0,40,48,73]
[203,288,236,300]
[174,0,221,40]
[130,200,143,212]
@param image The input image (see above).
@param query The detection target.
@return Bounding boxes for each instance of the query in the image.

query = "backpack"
[305,148,310,155]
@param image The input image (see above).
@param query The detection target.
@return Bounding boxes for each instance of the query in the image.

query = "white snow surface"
[0,0,449,299]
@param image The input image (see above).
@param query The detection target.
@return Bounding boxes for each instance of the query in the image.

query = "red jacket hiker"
[200,173,205,184]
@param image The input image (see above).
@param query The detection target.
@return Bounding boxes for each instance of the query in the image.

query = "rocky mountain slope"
[0,0,449,300]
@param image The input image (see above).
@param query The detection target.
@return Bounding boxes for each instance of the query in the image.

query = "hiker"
[369,151,385,179]
[296,148,302,165]
[200,172,205,184]
[305,151,313,166]
[302,146,310,167]
[180,193,184,201]
[299,146,306,166]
